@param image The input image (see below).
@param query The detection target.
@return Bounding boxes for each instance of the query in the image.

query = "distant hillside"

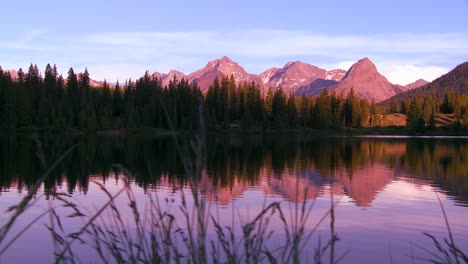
[382,61,468,105]
[295,78,338,96]
[403,79,429,91]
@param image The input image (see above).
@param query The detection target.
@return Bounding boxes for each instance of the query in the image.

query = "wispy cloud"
[79,30,468,58]
[1,29,467,84]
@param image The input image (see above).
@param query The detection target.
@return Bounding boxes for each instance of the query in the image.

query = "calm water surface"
[0,134,467,263]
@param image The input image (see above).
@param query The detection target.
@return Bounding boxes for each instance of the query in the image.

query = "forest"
[0,64,467,133]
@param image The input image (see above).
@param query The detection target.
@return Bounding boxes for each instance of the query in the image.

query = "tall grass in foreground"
[43,178,343,263]
[413,193,468,264]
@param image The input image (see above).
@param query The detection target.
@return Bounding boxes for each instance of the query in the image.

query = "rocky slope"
[327,58,400,102]
[187,56,262,93]
[260,62,345,95]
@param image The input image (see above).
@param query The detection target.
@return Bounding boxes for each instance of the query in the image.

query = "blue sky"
[1,0,467,85]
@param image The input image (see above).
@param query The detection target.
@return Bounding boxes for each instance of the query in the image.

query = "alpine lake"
[0,133,467,263]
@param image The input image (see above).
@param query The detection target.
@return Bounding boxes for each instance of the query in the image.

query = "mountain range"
[5,56,433,103]
[151,56,429,102]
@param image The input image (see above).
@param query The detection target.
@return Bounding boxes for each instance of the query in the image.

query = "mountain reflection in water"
[1,134,468,263]
[1,134,467,207]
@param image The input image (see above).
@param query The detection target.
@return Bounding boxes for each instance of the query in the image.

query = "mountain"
[383,61,468,105]
[295,78,338,96]
[260,61,346,95]
[259,67,279,85]
[325,69,346,81]
[403,79,429,90]
[260,61,327,94]
[187,56,261,92]
[153,70,187,88]
[2,58,442,102]
[393,79,429,93]
[326,57,400,102]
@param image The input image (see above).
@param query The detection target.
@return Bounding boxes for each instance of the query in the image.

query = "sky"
[1,0,467,85]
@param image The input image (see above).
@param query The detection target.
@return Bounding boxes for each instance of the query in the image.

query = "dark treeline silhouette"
[1,134,468,205]
[0,64,376,131]
[205,75,382,130]
[1,64,468,132]
[0,64,201,131]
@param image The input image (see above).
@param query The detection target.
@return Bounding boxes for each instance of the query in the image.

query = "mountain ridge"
[2,57,442,102]
[150,56,430,102]
[382,61,468,105]
[324,57,400,102]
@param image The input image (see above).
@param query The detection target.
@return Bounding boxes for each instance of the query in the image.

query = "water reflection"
[0,134,467,206]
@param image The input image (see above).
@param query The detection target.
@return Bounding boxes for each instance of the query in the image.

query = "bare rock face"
[188,56,262,93]
[260,62,347,95]
[261,61,327,95]
[259,67,279,85]
[325,69,346,81]
[330,57,399,102]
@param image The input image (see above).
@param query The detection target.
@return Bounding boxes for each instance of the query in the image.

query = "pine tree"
[406,97,425,132]
[271,88,287,129]
[344,88,359,127]
[205,77,219,128]
[440,91,454,114]
[99,80,113,129]
[66,68,79,126]
[389,97,398,113]
[428,111,436,131]
[112,81,123,118]
[298,96,310,127]
[330,91,342,128]
[286,95,297,128]
[220,76,229,129]
[228,74,238,122]
[313,90,332,129]
[79,68,91,109]
[16,68,32,127]
[264,87,274,124]
[0,71,17,128]
[400,99,410,114]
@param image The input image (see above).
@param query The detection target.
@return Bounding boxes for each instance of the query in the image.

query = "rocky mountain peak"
[331,57,398,102]
[188,56,261,92]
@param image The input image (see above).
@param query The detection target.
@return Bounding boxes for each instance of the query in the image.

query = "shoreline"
[1,126,468,137]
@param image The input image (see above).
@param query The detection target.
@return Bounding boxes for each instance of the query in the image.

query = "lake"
[0,134,467,263]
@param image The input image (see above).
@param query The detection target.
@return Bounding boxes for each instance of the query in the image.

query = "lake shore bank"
[2,125,468,137]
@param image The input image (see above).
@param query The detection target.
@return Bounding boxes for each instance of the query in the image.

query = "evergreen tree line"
[1,64,467,132]
[205,75,382,130]
[0,64,201,131]
[388,90,468,132]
